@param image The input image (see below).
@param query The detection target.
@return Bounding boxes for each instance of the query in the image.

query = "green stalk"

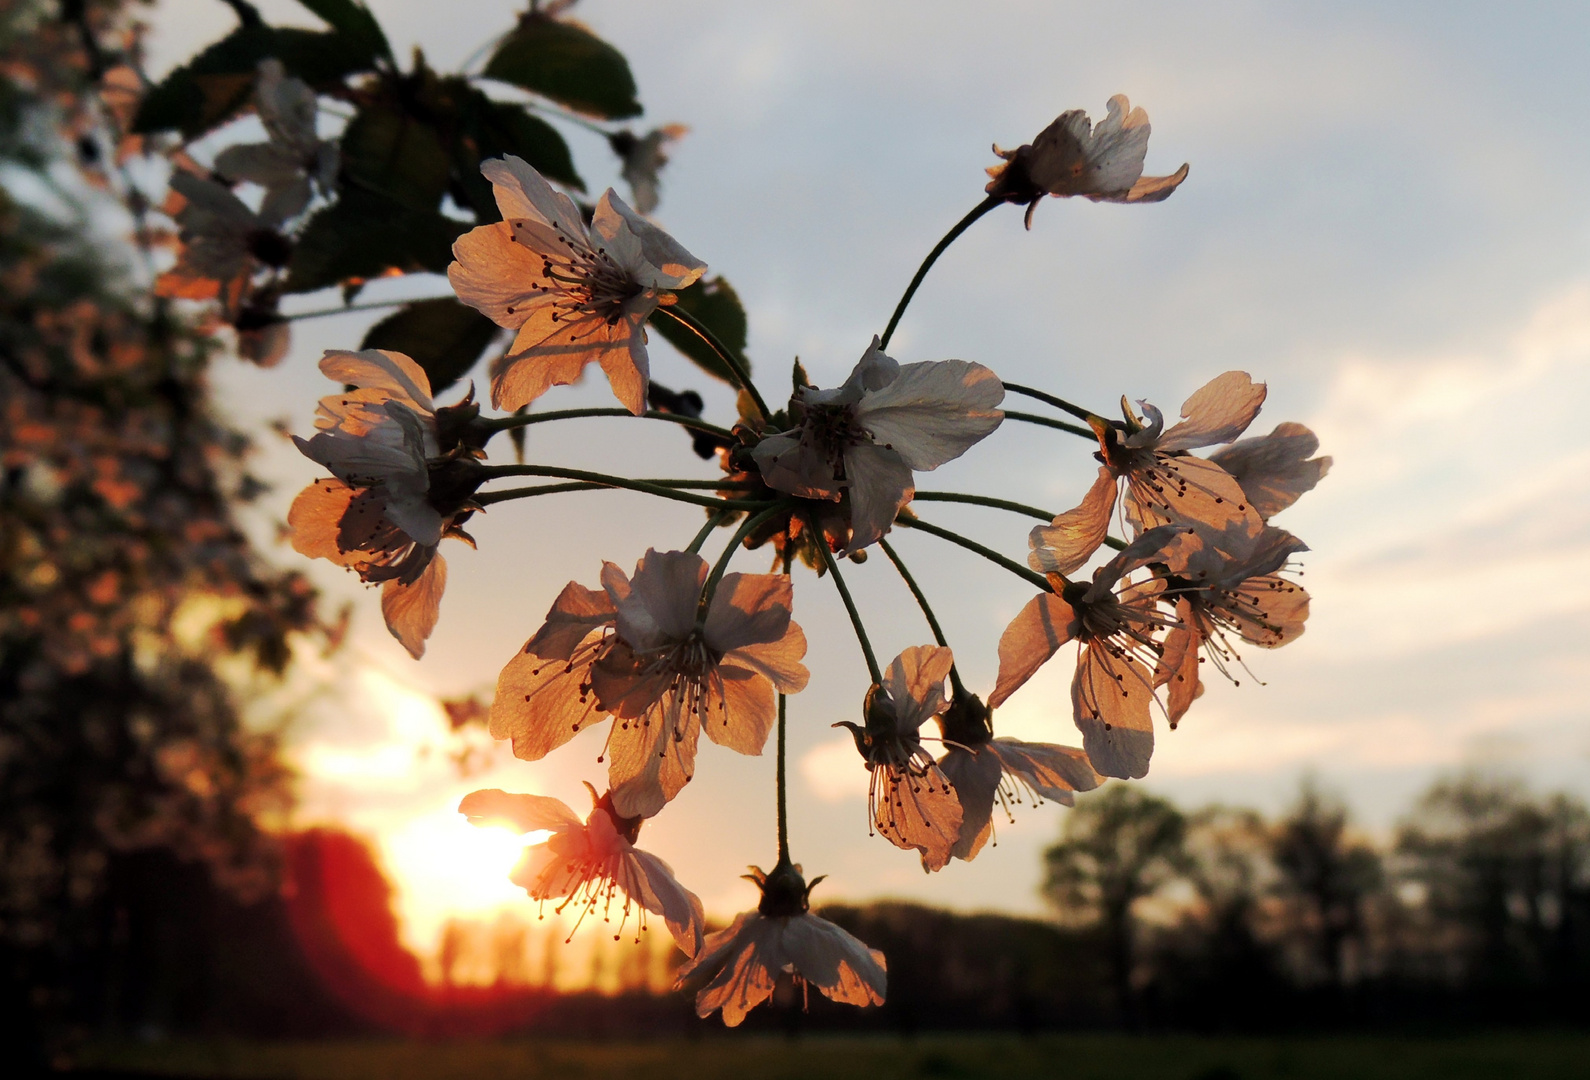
[878,538,966,696]
[1001,382,1101,425]
[478,464,770,511]
[879,195,1001,350]
[479,407,733,441]
[914,490,1055,522]
[896,516,1052,592]
[814,528,883,684]
[696,505,789,623]
[652,305,771,422]
[1003,409,1095,440]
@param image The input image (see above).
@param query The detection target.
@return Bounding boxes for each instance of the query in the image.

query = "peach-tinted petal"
[984,738,1102,803]
[448,221,545,331]
[525,581,616,660]
[617,549,707,650]
[779,914,887,1006]
[703,572,793,651]
[941,746,1002,861]
[458,788,582,833]
[726,628,810,694]
[1156,371,1266,453]
[381,553,446,659]
[288,479,361,566]
[705,664,775,755]
[1208,421,1332,521]
[593,188,706,289]
[490,635,609,760]
[989,593,1076,708]
[882,645,954,732]
[843,442,913,552]
[1029,466,1116,576]
[317,348,434,414]
[856,359,1004,471]
[874,760,963,872]
[1154,617,1204,728]
[481,155,586,239]
[607,703,700,818]
[1071,643,1154,779]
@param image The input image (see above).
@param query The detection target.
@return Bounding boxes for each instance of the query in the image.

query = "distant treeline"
[52,772,1590,1040]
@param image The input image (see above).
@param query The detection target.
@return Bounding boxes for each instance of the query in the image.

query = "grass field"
[77,1032,1590,1080]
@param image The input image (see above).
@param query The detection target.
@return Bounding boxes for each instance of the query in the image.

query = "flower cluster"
[271,95,1328,1026]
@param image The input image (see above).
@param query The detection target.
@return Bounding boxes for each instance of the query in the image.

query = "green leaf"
[292,0,392,65]
[483,15,642,120]
[359,298,499,393]
[284,190,467,294]
[451,89,582,219]
[132,25,372,138]
[340,104,451,211]
[651,276,750,386]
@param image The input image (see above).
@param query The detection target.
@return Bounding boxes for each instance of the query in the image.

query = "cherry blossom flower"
[448,156,706,416]
[1208,421,1333,521]
[986,95,1190,228]
[289,350,482,658]
[934,691,1103,861]
[459,786,704,956]
[1153,524,1312,726]
[154,172,289,316]
[490,549,809,818]
[212,59,337,223]
[990,526,1187,780]
[751,338,1004,553]
[836,645,964,871]
[1049,371,1268,562]
[677,860,885,1026]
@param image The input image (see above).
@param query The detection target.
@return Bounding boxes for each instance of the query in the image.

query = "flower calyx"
[749,859,824,918]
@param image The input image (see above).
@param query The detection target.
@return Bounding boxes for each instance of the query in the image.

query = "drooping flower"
[986,95,1190,228]
[289,350,483,658]
[990,526,1186,779]
[212,59,337,222]
[1153,524,1312,726]
[836,646,964,871]
[490,549,809,818]
[448,156,706,416]
[155,172,290,317]
[608,123,688,214]
[677,860,885,1027]
[1208,421,1333,521]
[934,691,1103,862]
[751,338,1004,553]
[459,786,705,956]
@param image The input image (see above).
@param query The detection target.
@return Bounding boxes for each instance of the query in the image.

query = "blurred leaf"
[483,15,642,120]
[652,276,750,386]
[133,26,373,138]
[359,298,499,393]
[284,190,466,294]
[292,0,393,65]
[451,89,582,219]
[340,104,451,210]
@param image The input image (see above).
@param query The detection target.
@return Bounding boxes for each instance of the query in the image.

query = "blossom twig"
[479,464,771,511]
[652,304,770,421]
[479,406,734,441]
[914,491,1055,521]
[895,515,1052,592]
[878,538,966,697]
[1000,381,1100,425]
[1003,409,1094,439]
[813,520,883,683]
[878,194,1001,350]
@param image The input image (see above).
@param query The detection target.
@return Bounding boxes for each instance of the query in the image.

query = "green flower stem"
[697,504,790,622]
[896,515,1052,593]
[914,490,1055,522]
[879,194,1001,351]
[651,305,772,422]
[814,526,883,684]
[478,464,771,511]
[479,407,734,442]
[1001,382,1102,425]
[878,538,966,697]
[776,692,790,864]
[1003,409,1095,440]
[687,509,732,554]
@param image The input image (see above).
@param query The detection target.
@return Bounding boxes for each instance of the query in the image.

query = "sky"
[144,1,1590,953]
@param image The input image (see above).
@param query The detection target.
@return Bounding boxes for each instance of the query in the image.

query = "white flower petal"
[842,442,914,552]
[856,359,1004,472]
[317,348,435,415]
[1156,371,1266,453]
[1029,466,1115,576]
[989,593,1077,708]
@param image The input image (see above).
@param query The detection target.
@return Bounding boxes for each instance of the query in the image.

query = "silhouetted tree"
[1270,780,1382,992]
[1043,785,1188,1027]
